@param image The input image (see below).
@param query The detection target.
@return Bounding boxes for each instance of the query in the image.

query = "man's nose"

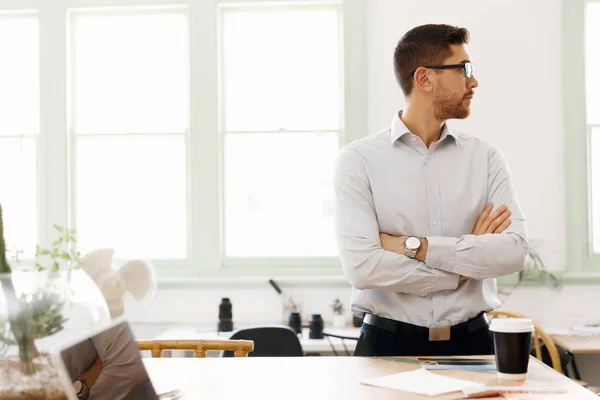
[469,75,479,89]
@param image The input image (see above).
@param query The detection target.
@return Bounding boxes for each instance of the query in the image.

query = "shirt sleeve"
[334,147,460,295]
[425,145,528,279]
[89,323,157,400]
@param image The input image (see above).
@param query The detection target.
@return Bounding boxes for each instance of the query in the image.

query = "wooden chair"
[137,339,254,358]
[487,309,562,373]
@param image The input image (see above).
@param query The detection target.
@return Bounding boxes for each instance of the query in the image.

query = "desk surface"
[155,326,361,354]
[552,334,600,354]
[145,355,595,400]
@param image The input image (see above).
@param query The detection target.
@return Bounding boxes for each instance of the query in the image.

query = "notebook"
[52,320,183,400]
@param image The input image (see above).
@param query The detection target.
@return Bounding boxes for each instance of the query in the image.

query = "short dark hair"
[393,24,470,96]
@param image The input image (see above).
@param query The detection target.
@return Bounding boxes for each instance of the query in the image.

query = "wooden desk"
[550,334,600,381]
[144,355,596,399]
[552,334,600,354]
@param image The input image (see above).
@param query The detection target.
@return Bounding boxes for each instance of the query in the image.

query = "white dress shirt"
[333,112,528,328]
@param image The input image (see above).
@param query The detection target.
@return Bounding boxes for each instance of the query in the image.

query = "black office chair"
[220,324,304,357]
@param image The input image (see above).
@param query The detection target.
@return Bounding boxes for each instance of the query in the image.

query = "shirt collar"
[389,111,461,146]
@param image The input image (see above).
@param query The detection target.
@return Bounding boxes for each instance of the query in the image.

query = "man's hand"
[380,203,511,281]
[79,357,103,388]
[459,203,511,282]
[379,233,403,254]
[472,203,511,235]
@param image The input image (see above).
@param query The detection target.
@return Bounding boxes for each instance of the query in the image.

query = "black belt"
[363,312,489,341]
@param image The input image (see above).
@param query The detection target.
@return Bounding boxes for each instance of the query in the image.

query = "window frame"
[218,1,345,273]
[564,0,600,280]
[67,5,192,270]
[0,10,40,258]
[1,0,366,284]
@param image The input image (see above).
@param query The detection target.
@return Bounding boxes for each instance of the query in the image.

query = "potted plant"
[0,204,109,399]
[331,298,346,329]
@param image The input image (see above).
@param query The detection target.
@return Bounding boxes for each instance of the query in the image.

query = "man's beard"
[433,83,471,120]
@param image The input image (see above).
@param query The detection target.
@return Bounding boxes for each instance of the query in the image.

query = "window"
[0,14,38,258]
[565,0,600,277]
[0,0,365,280]
[70,9,189,260]
[220,5,341,258]
[587,2,600,252]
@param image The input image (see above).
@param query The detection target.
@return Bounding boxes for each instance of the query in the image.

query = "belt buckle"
[429,326,451,341]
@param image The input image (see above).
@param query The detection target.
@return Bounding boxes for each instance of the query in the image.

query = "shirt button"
[428,154,433,160]
[430,187,435,191]
[432,221,437,225]
[437,262,441,267]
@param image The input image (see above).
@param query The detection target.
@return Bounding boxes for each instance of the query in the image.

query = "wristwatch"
[404,236,421,259]
[73,378,89,399]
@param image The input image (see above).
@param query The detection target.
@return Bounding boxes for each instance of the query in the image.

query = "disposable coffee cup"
[489,318,534,380]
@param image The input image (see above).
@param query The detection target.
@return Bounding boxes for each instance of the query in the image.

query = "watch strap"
[405,247,418,258]
[75,379,90,399]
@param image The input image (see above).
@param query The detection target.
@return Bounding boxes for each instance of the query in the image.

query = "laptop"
[52,320,183,400]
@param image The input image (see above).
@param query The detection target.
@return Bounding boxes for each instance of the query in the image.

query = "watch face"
[73,380,82,392]
[405,236,420,250]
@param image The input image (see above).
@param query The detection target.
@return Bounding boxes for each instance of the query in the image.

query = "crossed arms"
[333,146,528,296]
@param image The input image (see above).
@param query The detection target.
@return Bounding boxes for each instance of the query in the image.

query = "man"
[333,24,528,357]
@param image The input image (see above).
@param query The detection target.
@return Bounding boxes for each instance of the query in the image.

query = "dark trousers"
[354,320,495,357]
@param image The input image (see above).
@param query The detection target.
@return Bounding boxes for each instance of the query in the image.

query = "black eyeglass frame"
[410,62,473,78]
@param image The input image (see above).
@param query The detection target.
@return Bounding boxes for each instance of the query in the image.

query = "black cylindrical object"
[288,311,302,334]
[309,313,324,339]
[218,297,233,332]
[493,331,532,375]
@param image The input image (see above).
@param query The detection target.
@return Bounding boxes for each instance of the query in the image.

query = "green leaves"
[331,298,345,315]
[35,225,81,272]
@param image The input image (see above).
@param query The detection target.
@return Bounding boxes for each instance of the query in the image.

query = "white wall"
[134,0,600,384]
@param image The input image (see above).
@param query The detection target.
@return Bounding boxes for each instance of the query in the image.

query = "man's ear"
[413,67,433,93]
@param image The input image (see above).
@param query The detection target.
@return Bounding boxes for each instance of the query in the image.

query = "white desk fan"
[78,248,157,320]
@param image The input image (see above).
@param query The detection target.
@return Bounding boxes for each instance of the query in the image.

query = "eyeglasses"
[411,62,474,78]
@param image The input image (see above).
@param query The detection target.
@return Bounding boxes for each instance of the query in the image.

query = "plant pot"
[332,314,346,329]
[0,270,110,399]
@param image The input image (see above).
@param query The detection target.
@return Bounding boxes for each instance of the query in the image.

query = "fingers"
[494,218,512,234]
[487,207,511,233]
[484,204,508,227]
[473,203,493,233]
[472,203,512,235]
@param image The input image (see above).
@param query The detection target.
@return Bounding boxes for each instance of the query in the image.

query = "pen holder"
[288,311,302,334]
[218,297,233,332]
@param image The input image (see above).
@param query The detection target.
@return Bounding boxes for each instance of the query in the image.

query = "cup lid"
[489,318,534,333]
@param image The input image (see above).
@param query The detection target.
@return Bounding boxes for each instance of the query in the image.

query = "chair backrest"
[137,339,254,358]
[486,309,562,373]
[221,325,303,357]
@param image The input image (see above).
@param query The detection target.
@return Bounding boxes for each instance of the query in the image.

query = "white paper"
[360,368,484,396]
